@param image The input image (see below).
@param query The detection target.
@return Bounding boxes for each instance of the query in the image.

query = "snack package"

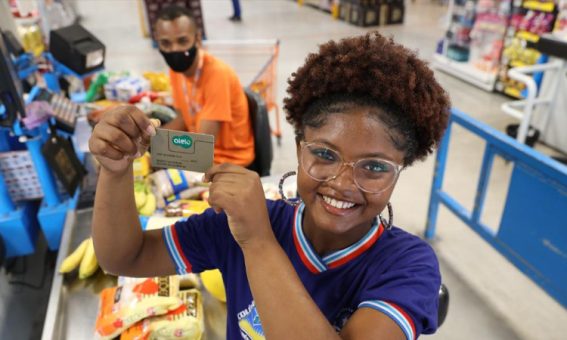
[95,277,183,339]
[18,24,45,56]
[151,170,208,208]
[151,169,191,199]
[120,289,204,340]
[104,76,150,102]
[200,269,226,303]
[143,72,171,92]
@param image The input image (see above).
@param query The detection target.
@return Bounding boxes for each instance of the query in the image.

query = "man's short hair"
[156,5,195,23]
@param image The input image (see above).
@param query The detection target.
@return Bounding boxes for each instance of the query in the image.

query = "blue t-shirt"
[162,200,441,339]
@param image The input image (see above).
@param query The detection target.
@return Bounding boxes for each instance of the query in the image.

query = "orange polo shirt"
[170,52,254,166]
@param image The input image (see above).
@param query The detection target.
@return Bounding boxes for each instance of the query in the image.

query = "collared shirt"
[163,200,441,339]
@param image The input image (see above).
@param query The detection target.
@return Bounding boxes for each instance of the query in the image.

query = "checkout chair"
[245,88,273,177]
[438,283,449,328]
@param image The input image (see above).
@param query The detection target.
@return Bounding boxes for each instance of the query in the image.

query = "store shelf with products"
[434,53,498,90]
[495,0,558,98]
[339,0,406,26]
[435,0,561,97]
[292,0,405,27]
[434,0,510,91]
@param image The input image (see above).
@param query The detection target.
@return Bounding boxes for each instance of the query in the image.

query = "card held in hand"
[150,128,214,173]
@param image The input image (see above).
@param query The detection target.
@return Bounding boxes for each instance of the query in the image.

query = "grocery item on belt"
[95,277,183,339]
[151,169,208,209]
[200,269,226,303]
[120,289,204,340]
[59,238,99,279]
[135,180,157,217]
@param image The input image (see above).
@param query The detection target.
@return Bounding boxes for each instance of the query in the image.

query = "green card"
[150,128,214,173]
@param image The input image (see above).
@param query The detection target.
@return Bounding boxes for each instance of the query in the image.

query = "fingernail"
[146,124,156,136]
[151,118,162,127]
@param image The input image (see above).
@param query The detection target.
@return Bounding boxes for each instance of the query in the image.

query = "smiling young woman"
[90,31,450,340]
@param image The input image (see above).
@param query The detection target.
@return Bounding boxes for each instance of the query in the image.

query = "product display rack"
[434,0,510,91]
[495,0,559,98]
[292,0,405,27]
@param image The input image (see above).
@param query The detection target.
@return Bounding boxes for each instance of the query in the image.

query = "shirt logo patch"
[238,300,265,340]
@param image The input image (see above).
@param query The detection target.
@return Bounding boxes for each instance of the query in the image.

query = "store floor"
[2,0,566,339]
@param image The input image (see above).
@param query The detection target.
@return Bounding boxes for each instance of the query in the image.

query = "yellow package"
[143,72,171,92]
[18,25,45,56]
[200,269,226,303]
[121,289,204,340]
[95,277,182,340]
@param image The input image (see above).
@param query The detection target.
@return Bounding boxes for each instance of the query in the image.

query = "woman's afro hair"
[283,32,451,166]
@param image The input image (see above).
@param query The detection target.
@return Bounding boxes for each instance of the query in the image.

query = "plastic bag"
[95,277,183,339]
[120,289,203,340]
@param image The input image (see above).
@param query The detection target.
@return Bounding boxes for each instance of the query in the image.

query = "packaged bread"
[95,277,182,339]
[120,289,204,340]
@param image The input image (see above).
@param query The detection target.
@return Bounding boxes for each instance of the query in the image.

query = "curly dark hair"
[284,32,450,166]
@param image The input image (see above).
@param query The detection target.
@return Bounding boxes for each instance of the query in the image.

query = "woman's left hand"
[204,164,273,249]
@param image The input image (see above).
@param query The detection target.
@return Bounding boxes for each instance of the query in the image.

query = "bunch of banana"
[135,180,157,216]
[59,238,99,279]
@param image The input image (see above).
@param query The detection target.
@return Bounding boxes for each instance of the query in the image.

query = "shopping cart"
[203,39,282,145]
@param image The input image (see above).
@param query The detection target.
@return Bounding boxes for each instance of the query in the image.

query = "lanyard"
[181,51,204,118]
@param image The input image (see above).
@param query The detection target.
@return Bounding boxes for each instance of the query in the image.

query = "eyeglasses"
[299,141,402,194]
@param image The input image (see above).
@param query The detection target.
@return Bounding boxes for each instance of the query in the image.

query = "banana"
[139,191,157,216]
[79,238,99,279]
[135,190,148,210]
[59,238,89,273]
[134,181,149,210]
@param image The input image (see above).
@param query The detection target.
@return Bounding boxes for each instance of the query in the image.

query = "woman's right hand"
[89,105,160,175]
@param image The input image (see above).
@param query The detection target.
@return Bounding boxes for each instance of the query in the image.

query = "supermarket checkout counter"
[41,208,227,340]
[41,175,294,340]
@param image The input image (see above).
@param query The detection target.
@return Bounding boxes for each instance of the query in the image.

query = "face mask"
[159,44,198,73]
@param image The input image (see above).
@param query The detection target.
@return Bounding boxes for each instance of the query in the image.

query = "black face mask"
[159,44,198,73]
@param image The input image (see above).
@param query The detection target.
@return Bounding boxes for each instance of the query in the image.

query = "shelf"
[433,54,497,91]
[523,1,555,13]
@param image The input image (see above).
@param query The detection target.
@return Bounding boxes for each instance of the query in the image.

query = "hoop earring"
[379,202,393,230]
[279,171,302,206]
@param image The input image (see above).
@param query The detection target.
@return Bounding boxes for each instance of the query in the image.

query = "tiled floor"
[1,0,566,339]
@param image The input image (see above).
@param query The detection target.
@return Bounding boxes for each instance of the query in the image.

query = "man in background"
[230,0,242,22]
[155,5,254,167]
